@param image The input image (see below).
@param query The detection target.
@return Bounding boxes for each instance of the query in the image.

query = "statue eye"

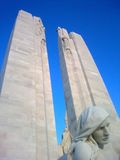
[99,126,104,130]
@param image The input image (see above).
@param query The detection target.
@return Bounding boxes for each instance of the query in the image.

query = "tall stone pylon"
[0,10,58,160]
[58,28,120,154]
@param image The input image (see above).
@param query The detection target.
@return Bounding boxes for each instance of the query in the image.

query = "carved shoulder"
[73,141,92,160]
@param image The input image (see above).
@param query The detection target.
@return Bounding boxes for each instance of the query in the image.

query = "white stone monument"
[58,27,120,158]
[0,10,58,160]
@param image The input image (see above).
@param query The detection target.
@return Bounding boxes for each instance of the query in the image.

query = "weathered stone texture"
[0,10,58,160]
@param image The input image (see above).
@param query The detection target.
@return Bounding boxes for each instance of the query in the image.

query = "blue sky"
[0,0,120,143]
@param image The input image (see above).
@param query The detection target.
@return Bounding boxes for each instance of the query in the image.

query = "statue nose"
[104,127,109,136]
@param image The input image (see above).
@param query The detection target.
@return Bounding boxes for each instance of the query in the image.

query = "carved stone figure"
[68,106,119,160]
[58,27,71,51]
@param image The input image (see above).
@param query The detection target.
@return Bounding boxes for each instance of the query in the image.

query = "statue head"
[92,116,110,148]
[75,106,110,148]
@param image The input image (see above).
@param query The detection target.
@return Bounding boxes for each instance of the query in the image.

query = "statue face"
[92,117,110,147]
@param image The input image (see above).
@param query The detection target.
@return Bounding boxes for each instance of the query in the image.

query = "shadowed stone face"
[92,117,110,148]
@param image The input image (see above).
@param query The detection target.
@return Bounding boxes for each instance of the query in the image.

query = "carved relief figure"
[68,106,119,160]
[58,27,71,51]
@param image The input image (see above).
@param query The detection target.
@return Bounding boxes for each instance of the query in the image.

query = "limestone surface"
[0,10,58,160]
[58,27,120,157]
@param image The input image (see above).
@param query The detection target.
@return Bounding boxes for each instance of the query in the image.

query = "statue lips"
[102,136,109,142]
